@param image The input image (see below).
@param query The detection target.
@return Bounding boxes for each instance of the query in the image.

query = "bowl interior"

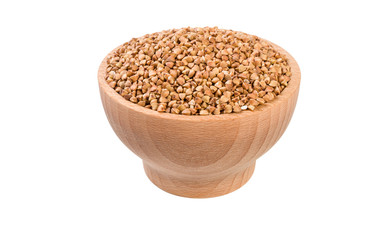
[98,40,300,122]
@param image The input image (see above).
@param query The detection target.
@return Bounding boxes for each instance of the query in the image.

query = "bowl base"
[143,162,255,198]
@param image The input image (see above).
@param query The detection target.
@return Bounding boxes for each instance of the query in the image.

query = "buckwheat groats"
[105,27,291,115]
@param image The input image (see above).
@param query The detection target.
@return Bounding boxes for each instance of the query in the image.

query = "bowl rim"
[98,39,301,122]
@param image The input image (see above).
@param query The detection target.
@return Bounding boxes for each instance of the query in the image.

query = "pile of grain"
[105,27,291,115]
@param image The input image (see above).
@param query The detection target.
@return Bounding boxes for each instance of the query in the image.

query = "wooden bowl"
[98,41,300,198]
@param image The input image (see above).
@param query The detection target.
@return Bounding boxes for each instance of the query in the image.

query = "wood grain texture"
[98,41,301,198]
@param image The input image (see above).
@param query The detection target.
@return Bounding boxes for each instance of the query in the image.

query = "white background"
[1,0,389,239]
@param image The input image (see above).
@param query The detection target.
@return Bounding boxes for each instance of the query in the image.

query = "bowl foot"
[143,162,255,198]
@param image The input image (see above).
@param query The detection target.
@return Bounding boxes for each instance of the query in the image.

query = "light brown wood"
[98,41,300,198]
